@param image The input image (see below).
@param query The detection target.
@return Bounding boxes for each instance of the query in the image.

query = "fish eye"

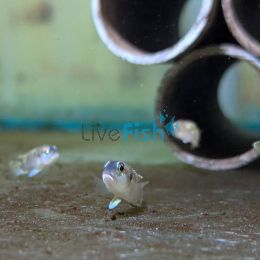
[49,145,57,153]
[117,162,124,172]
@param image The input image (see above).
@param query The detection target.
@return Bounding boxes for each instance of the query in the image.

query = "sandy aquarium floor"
[0,132,259,259]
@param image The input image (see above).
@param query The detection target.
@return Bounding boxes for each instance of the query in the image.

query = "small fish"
[11,2,52,25]
[102,161,149,210]
[253,141,260,153]
[9,145,59,177]
[174,119,201,149]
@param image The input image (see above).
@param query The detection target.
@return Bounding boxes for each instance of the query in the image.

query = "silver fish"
[9,145,59,177]
[174,119,201,149]
[102,160,149,210]
[253,141,260,154]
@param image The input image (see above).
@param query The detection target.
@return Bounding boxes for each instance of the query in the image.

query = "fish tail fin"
[141,181,149,188]
[9,161,25,177]
[124,181,149,207]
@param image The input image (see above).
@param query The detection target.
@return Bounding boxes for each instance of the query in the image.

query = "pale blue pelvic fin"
[108,197,122,210]
[28,169,41,177]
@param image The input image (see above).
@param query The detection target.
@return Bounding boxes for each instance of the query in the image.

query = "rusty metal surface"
[0,132,259,259]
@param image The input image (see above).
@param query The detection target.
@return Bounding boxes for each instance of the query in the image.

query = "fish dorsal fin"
[131,168,143,182]
[108,197,122,210]
[136,173,143,181]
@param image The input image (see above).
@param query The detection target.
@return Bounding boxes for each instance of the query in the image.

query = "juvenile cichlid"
[253,141,260,153]
[102,161,149,210]
[174,119,201,149]
[9,145,59,177]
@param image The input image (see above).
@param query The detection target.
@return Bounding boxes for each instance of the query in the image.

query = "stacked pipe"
[92,0,260,170]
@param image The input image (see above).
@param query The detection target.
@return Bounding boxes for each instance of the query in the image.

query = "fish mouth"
[51,153,59,160]
[102,172,116,184]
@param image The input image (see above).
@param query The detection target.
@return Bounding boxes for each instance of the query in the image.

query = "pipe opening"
[218,61,260,133]
[232,0,260,43]
[100,0,205,53]
[158,47,260,160]
[179,0,203,38]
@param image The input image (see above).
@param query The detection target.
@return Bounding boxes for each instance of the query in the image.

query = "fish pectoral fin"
[108,197,122,210]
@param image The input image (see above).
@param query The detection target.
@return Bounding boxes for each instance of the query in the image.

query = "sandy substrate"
[0,132,259,259]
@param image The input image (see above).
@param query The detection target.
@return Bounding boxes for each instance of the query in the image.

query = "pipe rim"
[156,44,260,170]
[92,0,218,65]
[222,0,260,57]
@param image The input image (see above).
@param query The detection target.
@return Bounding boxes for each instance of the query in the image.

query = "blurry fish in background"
[253,141,260,153]
[174,119,201,149]
[9,145,59,177]
[102,161,149,210]
[10,1,53,25]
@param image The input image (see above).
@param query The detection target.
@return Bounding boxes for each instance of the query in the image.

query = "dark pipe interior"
[160,55,259,159]
[233,0,260,42]
[101,0,186,52]
[200,3,235,45]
